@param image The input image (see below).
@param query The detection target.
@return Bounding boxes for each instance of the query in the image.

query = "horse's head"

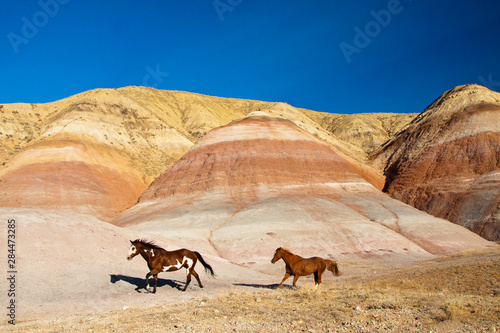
[271,247,283,264]
[127,240,140,260]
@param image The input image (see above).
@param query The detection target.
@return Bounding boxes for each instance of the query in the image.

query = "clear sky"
[1,0,499,114]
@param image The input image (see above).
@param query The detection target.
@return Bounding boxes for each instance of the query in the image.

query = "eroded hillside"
[373,84,500,240]
[0,87,415,220]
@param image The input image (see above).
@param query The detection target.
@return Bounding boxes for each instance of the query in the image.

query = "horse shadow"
[232,283,295,290]
[110,274,184,292]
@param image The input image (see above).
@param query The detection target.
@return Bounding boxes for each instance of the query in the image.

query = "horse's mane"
[278,247,303,258]
[132,239,165,251]
[278,247,295,256]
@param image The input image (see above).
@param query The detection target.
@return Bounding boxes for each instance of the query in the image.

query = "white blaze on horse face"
[151,249,155,257]
[127,245,137,259]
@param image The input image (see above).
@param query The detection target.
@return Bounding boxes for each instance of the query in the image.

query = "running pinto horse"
[127,239,215,293]
[271,247,340,289]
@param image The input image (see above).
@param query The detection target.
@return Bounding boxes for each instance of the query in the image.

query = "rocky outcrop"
[373,85,500,241]
[114,112,493,264]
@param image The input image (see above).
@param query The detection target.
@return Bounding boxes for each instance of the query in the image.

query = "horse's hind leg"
[277,273,290,289]
[314,271,323,287]
[183,272,192,291]
[314,266,326,287]
[191,269,203,288]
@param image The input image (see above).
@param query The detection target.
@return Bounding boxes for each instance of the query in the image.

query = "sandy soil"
[2,246,498,332]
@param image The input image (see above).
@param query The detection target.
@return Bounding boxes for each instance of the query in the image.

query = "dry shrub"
[293,284,322,300]
[363,277,424,293]
[440,299,487,323]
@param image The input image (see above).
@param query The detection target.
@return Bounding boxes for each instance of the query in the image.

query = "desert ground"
[2,246,498,332]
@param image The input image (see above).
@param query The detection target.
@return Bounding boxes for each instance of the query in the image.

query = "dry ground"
[2,246,499,332]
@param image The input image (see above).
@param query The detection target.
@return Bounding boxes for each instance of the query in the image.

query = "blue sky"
[1,0,499,114]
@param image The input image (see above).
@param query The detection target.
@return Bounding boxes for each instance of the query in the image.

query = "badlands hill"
[0,85,498,238]
[114,112,492,267]
[373,84,500,241]
[0,87,410,221]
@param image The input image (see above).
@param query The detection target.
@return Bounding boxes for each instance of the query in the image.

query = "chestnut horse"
[127,239,215,293]
[271,247,340,288]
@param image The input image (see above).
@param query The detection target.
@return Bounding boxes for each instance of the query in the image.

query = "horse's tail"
[194,251,216,277]
[325,259,341,276]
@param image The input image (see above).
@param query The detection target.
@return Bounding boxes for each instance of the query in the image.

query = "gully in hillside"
[127,239,215,293]
[271,247,341,289]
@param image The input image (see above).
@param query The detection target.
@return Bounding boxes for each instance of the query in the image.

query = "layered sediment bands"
[0,161,144,221]
[0,138,146,221]
[375,84,500,240]
[385,132,500,241]
[139,115,363,208]
[114,113,493,263]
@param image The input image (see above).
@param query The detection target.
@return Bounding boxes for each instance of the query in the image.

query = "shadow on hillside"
[233,283,294,290]
[110,274,184,292]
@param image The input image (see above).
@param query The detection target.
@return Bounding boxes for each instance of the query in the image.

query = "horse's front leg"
[277,273,290,289]
[145,272,151,292]
[152,274,158,294]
